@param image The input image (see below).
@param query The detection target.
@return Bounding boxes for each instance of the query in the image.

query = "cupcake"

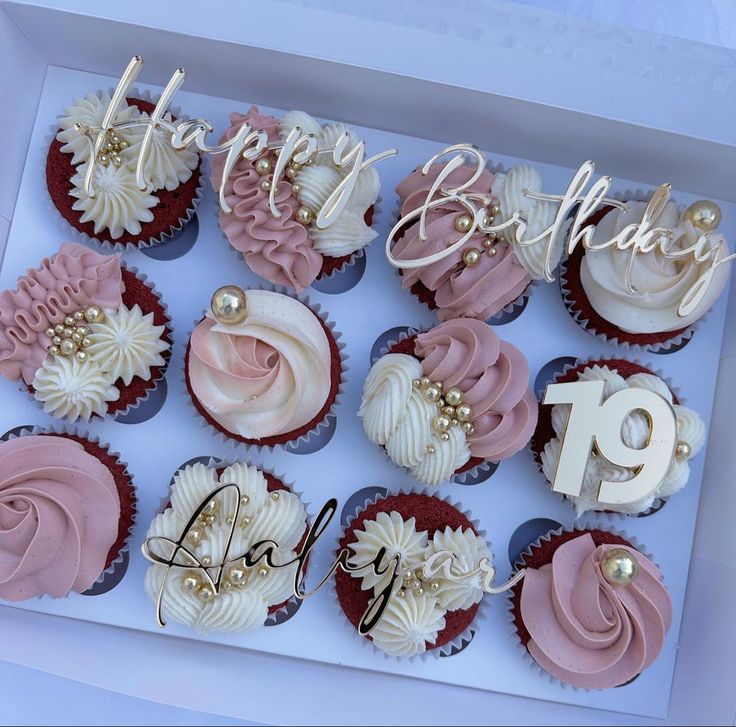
[389,159,562,321]
[0,242,171,422]
[211,107,380,292]
[510,528,672,689]
[532,358,706,516]
[47,90,203,248]
[561,197,732,349]
[143,461,307,633]
[335,492,490,658]
[185,285,342,447]
[0,431,136,601]
[359,318,537,485]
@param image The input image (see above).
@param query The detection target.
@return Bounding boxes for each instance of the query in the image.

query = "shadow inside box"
[141,214,199,261]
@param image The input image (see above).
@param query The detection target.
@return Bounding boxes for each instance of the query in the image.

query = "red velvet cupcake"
[48,90,203,248]
[510,527,672,689]
[0,429,136,601]
[0,242,171,422]
[335,491,490,658]
[185,285,343,448]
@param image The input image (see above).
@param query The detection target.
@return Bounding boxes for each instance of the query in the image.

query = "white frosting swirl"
[359,354,470,485]
[278,111,379,257]
[494,165,561,280]
[541,365,706,515]
[581,201,732,332]
[369,589,446,657]
[348,511,428,593]
[187,290,332,440]
[32,354,119,422]
[86,304,169,386]
[144,462,307,634]
[56,91,141,165]
[69,162,158,240]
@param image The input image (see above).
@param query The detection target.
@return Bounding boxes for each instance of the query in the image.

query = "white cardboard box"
[1,2,735,724]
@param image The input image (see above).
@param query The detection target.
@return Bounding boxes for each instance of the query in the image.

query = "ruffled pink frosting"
[211,107,322,292]
[394,164,530,320]
[0,242,124,385]
[415,318,537,460]
[0,435,121,601]
[520,533,672,689]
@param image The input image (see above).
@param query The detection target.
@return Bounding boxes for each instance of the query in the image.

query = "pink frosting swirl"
[0,242,124,385]
[393,164,530,320]
[520,533,672,689]
[415,318,537,460]
[0,435,121,601]
[211,107,322,292]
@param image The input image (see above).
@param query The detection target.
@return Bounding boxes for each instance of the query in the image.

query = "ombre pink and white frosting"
[0,435,121,601]
[393,164,530,320]
[0,243,123,385]
[520,533,672,689]
[359,318,536,485]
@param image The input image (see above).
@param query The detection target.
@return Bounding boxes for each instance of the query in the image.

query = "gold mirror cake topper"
[74,56,397,225]
[542,379,678,505]
[142,484,524,635]
[386,144,733,318]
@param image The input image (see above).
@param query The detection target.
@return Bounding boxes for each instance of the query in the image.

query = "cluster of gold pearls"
[395,567,440,599]
[458,197,501,268]
[254,150,316,225]
[97,129,128,168]
[412,376,474,450]
[45,306,103,362]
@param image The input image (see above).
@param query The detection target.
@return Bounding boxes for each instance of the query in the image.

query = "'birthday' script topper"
[73,56,397,225]
[542,380,678,506]
[386,144,734,318]
[142,484,524,634]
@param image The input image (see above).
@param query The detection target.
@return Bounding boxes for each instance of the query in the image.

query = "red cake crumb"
[510,529,634,648]
[335,493,481,651]
[185,308,342,447]
[46,97,202,246]
[44,432,136,570]
[316,206,374,279]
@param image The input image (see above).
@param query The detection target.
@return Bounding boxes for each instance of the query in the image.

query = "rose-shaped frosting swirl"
[415,318,537,460]
[393,164,530,320]
[0,243,124,385]
[211,107,322,292]
[520,533,672,689]
[187,290,331,440]
[0,435,120,601]
[581,201,732,333]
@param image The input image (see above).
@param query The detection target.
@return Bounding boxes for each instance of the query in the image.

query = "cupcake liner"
[506,523,657,691]
[151,455,310,627]
[6,424,137,598]
[373,325,495,486]
[530,354,683,519]
[559,188,704,353]
[27,261,173,424]
[183,283,347,452]
[332,485,492,662]
[45,86,206,251]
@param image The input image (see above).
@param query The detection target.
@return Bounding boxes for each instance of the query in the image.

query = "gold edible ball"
[434,414,452,432]
[229,566,246,584]
[462,247,482,267]
[460,420,475,436]
[490,202,501,216]
[440,432,450,442]
[291,183,301,196]
[260,179,272,192]
[187,526,204,546]
[675,441,691,461]
[64,316,75,327]
[75,350,87,362]
[442,405,456,417]
[197,584,215,602]
[600,548,639,587]
[73,310,84,321]
[456,404,472,422]
[60,339,76,356]
[423,384,442,403]
[296,206,314,225]
[45,327,56,338]
[683,200,721,233]
[84,306,104,324]
[454,213,473,233]
[255,157,272,176]
[211,285,248,325]
[397,589,406,598]
[181,573,200,592]
[430,580,440,592]
[445,386,463,406]
[71,331,83,344]
[425,444,436,454]
[48,345,60,356]
[258,567,269,577]
[54,324,65,335]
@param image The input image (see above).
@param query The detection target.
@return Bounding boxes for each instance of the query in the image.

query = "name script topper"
[142,484,524,634]
[73,56,397,225]
[386,144,734,318]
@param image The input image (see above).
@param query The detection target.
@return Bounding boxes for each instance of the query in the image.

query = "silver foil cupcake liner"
[332,485,492,662]
[183,283,347,453]
[558,187,704,353]
[45,87,206,251]
[506,522,659,692]
[530,353,685,519]
[6,424,137,598]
